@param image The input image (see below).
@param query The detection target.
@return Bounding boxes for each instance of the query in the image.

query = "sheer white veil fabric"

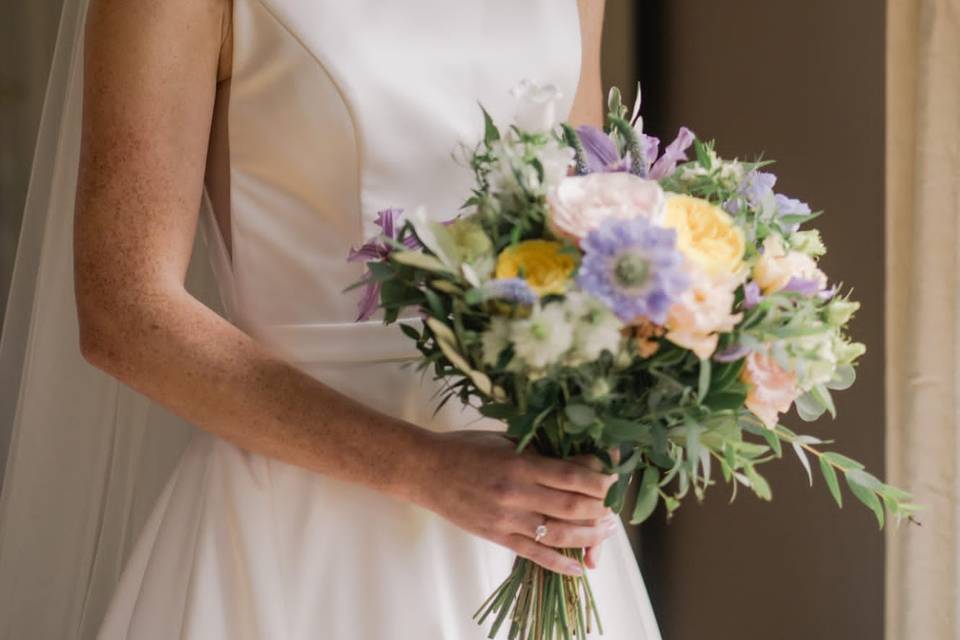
[0,1,225,637]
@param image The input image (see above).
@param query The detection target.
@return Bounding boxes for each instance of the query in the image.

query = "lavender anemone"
[576,216,689,324]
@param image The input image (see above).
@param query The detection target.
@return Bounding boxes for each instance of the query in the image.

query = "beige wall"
[635,2,887,639]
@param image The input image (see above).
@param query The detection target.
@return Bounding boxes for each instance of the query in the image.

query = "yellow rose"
[663,194,745,277]
[495,240,577,296]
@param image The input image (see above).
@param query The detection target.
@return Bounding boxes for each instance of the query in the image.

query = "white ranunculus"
[511,303,574,369]
[511,79,562,134]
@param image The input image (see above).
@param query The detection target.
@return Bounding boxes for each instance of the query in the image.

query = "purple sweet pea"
[576,126,630,174]
[347,208,420,321]
[781,277,824,296]
[714,342,751,363]
[774,194,811,232]
[576,216,689,324]
[649,127,696,180]
[743,281,762,309]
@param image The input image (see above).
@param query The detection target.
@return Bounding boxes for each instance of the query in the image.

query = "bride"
[0,0,662,638]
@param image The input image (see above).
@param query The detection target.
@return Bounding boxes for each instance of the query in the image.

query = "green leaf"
[822,451,865,471]
[601,417,652,442]
[758,426,783,457]
[819,456,842,507]
[796,391,828,422]
[480,104,500,146]
[630,466,661,524]
[697,358,712,401]
[479,404,517,420]
[564,404,597,428]
[811,385,837,419]
[792,441,813,486]
[778,210,823,226]
[604,474,630,512]
[826,364,856,391]
[745,465,772,501]
[703,389,748,412]
[399,322,421,342]
[390,251,452,274]
[846,471,884,528]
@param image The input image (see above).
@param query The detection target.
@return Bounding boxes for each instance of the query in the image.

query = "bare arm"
[568,0,607,129]
[75,0,616,575]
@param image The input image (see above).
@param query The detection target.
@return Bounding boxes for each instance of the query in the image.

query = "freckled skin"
[74,0,613,575]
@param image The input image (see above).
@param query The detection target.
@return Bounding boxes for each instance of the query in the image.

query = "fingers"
[503,534,584,576]
[584,543,602,569]
[524,455,617,499]
[506,484,610,521]
[516,513,619,549]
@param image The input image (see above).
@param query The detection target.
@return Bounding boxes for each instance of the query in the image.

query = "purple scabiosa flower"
[576,216,689,324]
[479,278,539,306]
[347,208,420,321]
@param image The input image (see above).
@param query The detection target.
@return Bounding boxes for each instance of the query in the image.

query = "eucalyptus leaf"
[811,385,837,419]
[822,451,865,471]
[819,456,843,507]
[846,472,884,528]
[796,391,827,422]
[792,441,813,486]
[630,466,661,524]
[826,364,856,391]
[698,358,712,401]
[745,466,772,501]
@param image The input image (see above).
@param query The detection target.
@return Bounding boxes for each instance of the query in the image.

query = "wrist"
[386,424,443,509]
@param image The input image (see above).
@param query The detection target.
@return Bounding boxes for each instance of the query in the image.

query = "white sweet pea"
[511,79,562,134]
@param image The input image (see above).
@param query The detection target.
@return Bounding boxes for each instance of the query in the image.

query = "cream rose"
[547,173,666,243]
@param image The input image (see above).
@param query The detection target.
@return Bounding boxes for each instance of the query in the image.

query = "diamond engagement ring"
[534,522,548,543]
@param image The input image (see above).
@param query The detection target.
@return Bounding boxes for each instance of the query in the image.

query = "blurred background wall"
[0,0,64,325]
[632,2,887,639]
[0,1,888,638]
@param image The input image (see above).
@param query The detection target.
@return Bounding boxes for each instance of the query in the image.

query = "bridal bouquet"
[347,82,916,639]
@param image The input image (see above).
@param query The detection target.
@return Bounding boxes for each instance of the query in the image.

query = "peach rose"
[742,352,801,429]
[665,271,743,359]
[753,235,827,294]
[547,173,666,243]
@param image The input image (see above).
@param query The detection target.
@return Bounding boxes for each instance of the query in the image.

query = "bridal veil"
[0,1,224,637]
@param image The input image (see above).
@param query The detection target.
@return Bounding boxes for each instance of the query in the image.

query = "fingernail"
[603,515,619,530]
[568,562,584,576]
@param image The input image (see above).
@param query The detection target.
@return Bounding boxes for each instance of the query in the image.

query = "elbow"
[77,303,121,371]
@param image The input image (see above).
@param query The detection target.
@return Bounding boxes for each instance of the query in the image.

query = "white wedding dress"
[47,1,663,638]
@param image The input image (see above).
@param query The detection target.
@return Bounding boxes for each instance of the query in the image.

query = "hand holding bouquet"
[347,81,916,639]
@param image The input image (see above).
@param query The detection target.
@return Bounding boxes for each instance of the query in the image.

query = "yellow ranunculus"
[663,194,745,276]
[495,240,577,296]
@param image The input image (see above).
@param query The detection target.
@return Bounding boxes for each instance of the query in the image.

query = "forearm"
[79,287,435,501]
